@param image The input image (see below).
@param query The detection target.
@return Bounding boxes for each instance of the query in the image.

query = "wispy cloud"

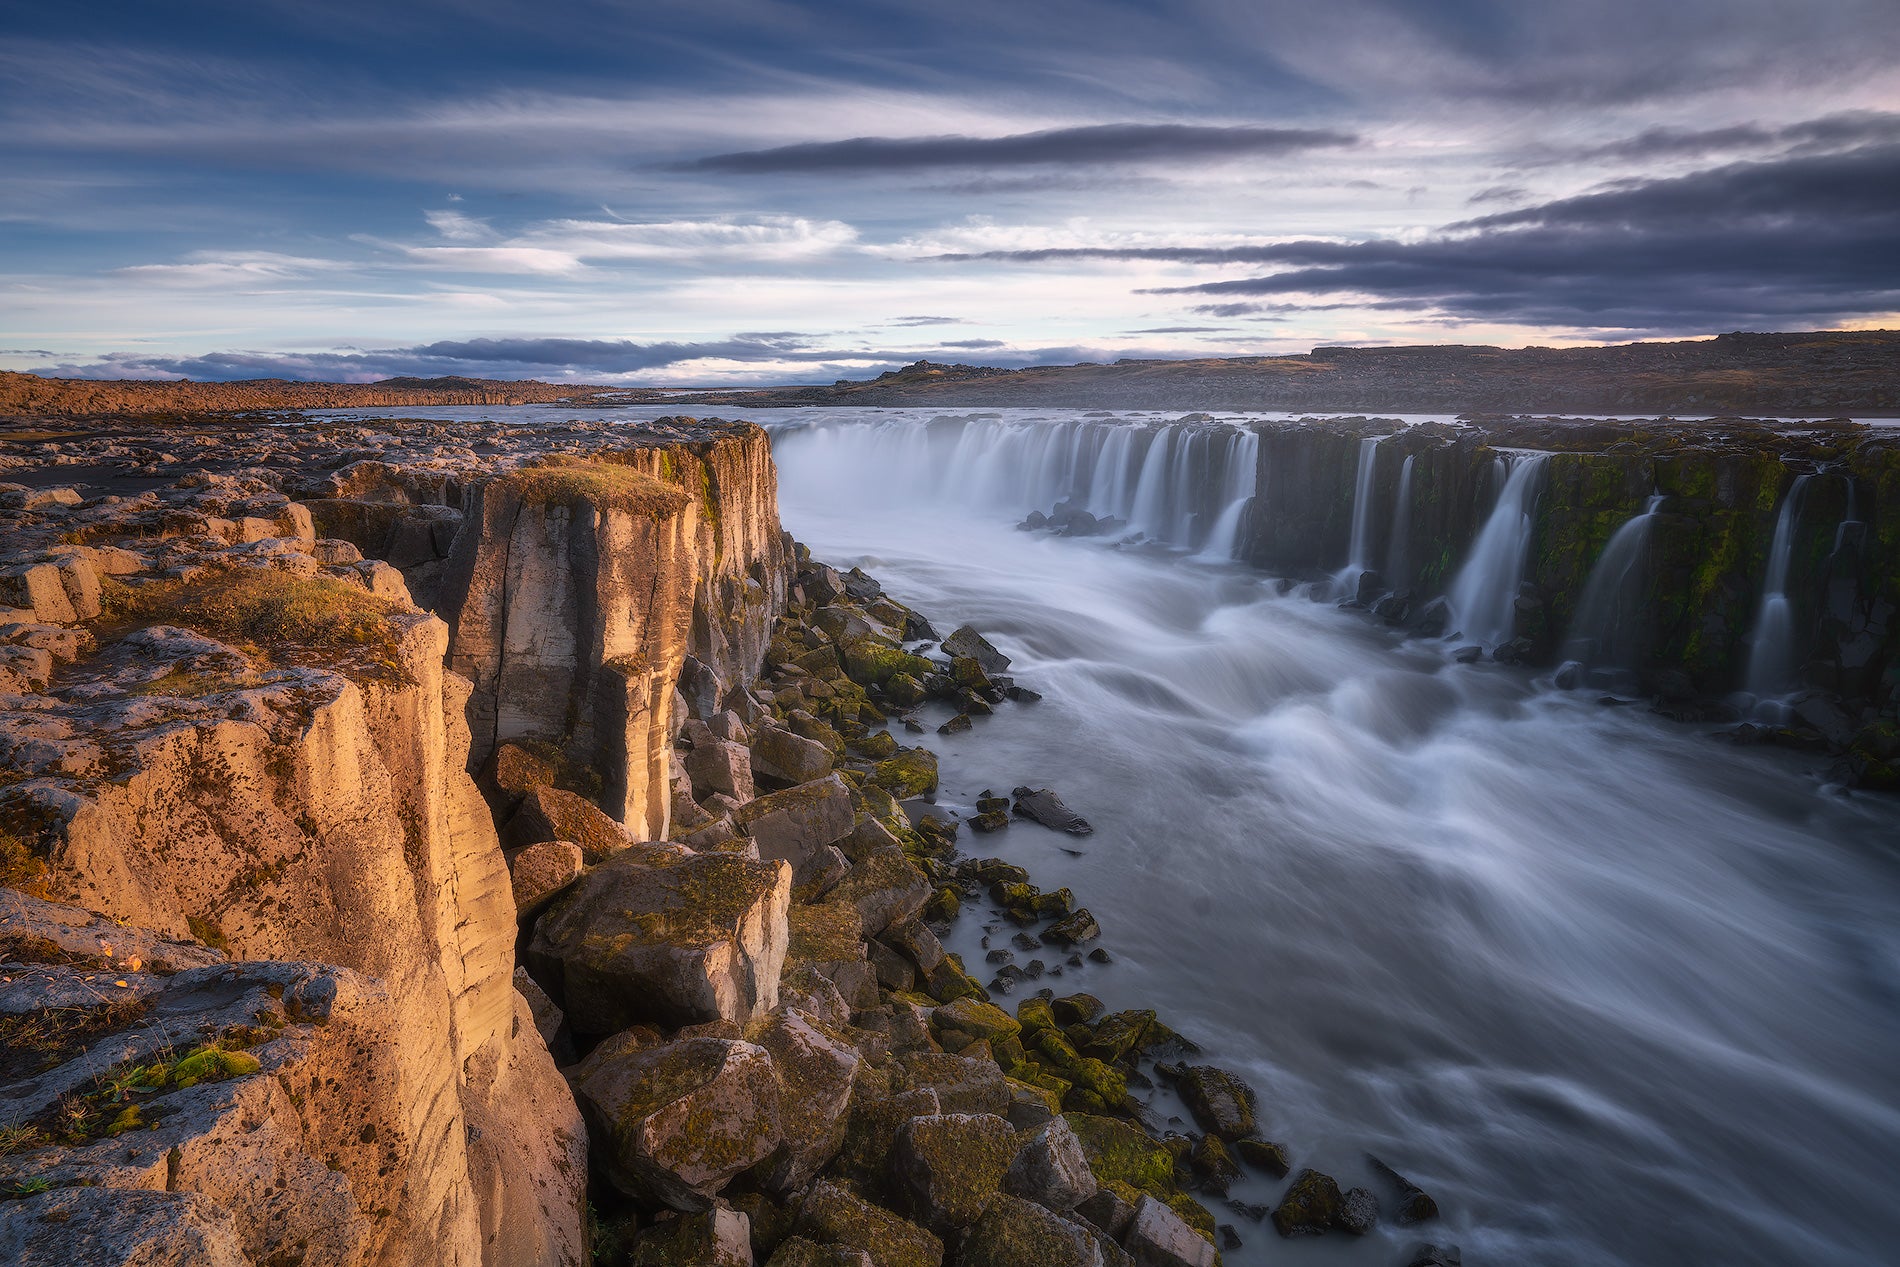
[678,123,1358,174]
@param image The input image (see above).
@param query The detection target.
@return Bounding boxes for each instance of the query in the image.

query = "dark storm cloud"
[678,123,1357,174]
[1522,110,1900,167]
[938,145,1900,329]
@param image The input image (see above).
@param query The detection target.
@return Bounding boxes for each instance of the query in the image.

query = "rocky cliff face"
[436,426,788,840]
[0,418,790,1265]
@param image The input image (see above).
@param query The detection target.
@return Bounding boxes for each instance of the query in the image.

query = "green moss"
[102,570,403,653]
[506,455,692,518]
[871,748,939,798]
[840,636,934,689]
[1064,1113,1176,1195]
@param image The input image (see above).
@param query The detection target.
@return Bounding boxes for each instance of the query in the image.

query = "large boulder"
[959,1193,1107,1267]
[736,775,856,879]
[1125,1195,1216,1267]
[891,1113,1019,1233]
[504,784,644,862]
[751,724,835,785]
[753,1007,864,1193]
[1174,1065,1257,1141]
[899,1053,1011,1117]
[793,1180,943,1267]
[508,840,586,917]
[1271,1168,1343,1238]
[627,1205,753,1266]
[687,737,756,803]
[766,1237,873,1267]
[1004,1117,1098,1212]
[529,849,791,1031]
[570,1032,784,1210]
[825,850,932,937]
[943,626,1011,675]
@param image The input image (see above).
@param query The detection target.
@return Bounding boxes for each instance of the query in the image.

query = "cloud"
[112,251,345,287]
[423,208,495,241]
[1124,325,1226,333]
[885,315,966,327]
[678,123,1357,173]
[1520,109,1900,168]
[927,145,1900,329]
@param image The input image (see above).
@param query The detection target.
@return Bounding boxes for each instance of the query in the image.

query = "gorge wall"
[0,417,791,1264]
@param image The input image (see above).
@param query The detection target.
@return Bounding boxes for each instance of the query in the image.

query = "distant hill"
[652,331,1900,415]
[0,372,643,417]
[6,330,1897,419]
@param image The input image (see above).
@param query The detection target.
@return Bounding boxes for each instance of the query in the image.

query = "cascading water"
[1386,453,1416,588]
[1333,435,1385,597]
[769,411,1263,557]
[1445,452,1550,647]
[1194,428,1260,562]
[1560,494,1666,691]
[1743,473,1811,716]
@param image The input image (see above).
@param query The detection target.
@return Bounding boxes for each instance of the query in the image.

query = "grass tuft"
[506,455,691,518]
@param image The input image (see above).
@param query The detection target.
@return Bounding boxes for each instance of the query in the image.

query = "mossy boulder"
[891,1112,1019,1232]
[824,848,932,937]
[959,1193,1106,1267]
[569,1032,783,1210]
[528,849,791,1031]
[1127,1194,1217,1267]
[932,998,1021,1045]
[793,1180,944,1267]
[1272,1167,1343,1237]
[899,1052,1011,1116]
[870,747,939,798]
[840,635,934,688]
[1082,1010,1154,1063]
[1064,1113,1176,1196]
[1175,1065,1258,1141]
[752,1007,864,1193]
[627,1205,752,1266]
[502,785,640,862]
[765,1236,874,1266]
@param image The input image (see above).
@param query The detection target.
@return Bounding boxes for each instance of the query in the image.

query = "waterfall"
[1560,495,1665,690]
[1446,452,1550,647]
[1333,436,1384,598]
[768,411,1263,555]
[1195,428,1260,561]
[1743,474,1811,714]
[1386,454,1416,588]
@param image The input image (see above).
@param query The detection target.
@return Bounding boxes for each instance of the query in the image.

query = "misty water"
[342,404,1900,1265]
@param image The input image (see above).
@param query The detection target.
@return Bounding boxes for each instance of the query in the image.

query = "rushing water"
[1445,453,1550,649]
[325,404,1900,1266]
[1561,494,1666,693]
[1743,474,1813,719]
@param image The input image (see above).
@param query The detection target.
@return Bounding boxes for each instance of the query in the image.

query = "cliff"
[0,417,787,1264]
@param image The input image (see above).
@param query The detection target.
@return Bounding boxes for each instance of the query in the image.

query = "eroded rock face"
[439,425,789,839]
[529,848,792,1032]
[571,1032,784,1210]
[1,595,585,1265]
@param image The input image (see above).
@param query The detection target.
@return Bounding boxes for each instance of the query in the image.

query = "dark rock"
[1225,1199,1268,1223]
[1191,1134,1241,1195]
[1041,909,1100,947]
[1337,1186,1378,1235]
[1406,1245,1462,1267]
[1492,636,1535,665]
[1175,1066,1257,1140]
[1003,1116,1097,1212]
[1218,1224,1242,1251]
[1413,597,1452,637]
[1125,1194,1217,1267]
[938,714,973,735]
[891,1112,1018,1232]
[1075,1184,1137,1241]
[1011,786,1093,835]
[1271,1168,1343,1238]
[1451,645,1483,664]
[1233,1138,1290,1179]
[792,1181,943,1267]
[1368,1155,1441,1225]
[943,625,1011,674]
[1005,685,1043,703]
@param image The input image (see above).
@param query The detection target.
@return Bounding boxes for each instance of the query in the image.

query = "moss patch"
[507,455,692,518]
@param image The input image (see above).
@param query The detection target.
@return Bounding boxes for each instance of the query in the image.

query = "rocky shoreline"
[0,414,1456,1266]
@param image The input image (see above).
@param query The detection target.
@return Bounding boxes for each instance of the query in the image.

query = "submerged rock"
[1011,786,1093,835]
[1271,1168,1343,1237]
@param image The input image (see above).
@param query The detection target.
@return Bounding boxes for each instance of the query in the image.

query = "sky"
[3,0,1898,385]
